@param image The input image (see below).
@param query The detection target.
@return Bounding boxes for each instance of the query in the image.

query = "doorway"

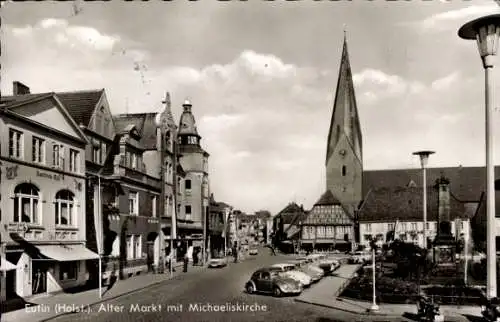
[6,270,16,298]
[31,262,47,295]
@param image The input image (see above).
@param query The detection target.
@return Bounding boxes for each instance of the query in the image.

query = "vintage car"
[270,263,313,287]
[349,251,371,264]
[249,248,259,255]
[245,267,302,297]
[303,254,338,274]
[208,256,228,268]
[287,260,323,282]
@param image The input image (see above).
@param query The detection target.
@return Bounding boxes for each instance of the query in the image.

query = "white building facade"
[0,92,99,300]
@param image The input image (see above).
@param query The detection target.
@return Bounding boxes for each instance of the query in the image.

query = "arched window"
[55,190,75,226]
[13,183,40,224]
[341,165,347,176]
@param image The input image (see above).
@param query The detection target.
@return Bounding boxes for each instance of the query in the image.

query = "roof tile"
[55,89,104,127]
[358,186,475,223]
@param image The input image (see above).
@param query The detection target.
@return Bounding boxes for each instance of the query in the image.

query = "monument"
[432,176,458,279]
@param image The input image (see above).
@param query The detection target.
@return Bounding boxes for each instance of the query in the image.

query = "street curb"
[294,298,482,318]
[39,265,208,322]
[294,298,397,317]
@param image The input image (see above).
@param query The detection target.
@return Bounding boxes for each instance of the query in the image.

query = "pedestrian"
[271,245,276,256]
[233,245,238,263]
[193,248,199,266]
[166,250,176,272]
[183,252,189,272]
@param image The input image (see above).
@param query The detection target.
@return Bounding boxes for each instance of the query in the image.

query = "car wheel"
[273,287,282,297]
[246,284,255,294]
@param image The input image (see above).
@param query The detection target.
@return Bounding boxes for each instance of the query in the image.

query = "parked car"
[349,251,371,264]
[295,256,314,264]
[287,260,323,282]
[318,257,341,274]
[270,263,313,287]
[208,257,228,268]
[245,267,302,297]
[249,248,258,255]
[306,254,327,262]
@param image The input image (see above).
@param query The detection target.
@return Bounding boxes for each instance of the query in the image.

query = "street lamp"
[459,14,500,299]
[369,236,379,312]
[413,151,435,250]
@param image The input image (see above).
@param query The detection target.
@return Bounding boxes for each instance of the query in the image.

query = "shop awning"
[0,259,17,271]
[35,244,100,261]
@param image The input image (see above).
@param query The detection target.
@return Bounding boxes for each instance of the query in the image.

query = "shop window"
[59,261,78,281]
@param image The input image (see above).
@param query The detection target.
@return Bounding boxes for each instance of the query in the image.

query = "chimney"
[13,81,30,96]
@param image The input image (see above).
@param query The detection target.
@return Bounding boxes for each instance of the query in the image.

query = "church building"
[302,32,500,252]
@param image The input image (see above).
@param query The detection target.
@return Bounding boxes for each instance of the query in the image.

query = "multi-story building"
[272,203,307,252]
[300,190,355,252]
[96,112,163,277]
[207,195,226,257]
[55,87,120,282]
[176,100,210,258]
[0,83,97,300]
[357,176,477,249]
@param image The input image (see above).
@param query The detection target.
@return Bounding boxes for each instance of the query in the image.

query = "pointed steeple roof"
[178,99,200,137]
[326,33,363,165]
[156,92,176,131]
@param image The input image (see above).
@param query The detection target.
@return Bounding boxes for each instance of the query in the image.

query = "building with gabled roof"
[300,190,355,252]
[272,202,307,251]
[357,176,478,248]
[0,84,99,300]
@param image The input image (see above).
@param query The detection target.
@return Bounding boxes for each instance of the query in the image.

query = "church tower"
[325,33,363,214]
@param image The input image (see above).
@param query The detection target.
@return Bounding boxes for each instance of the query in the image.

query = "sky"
[1,1,500,214]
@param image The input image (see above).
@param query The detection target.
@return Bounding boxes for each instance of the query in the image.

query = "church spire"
[156,91,176,130]
[325,32,363,165]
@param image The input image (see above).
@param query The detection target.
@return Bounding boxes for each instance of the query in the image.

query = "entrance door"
[6,270,16,297]
[32,263,47,295]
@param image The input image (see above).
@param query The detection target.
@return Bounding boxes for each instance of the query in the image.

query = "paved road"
[47,250,470,322]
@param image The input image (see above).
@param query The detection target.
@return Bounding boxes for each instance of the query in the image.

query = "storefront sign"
[36,170,62,181]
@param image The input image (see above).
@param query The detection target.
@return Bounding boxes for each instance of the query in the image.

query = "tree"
[390,240,432,281]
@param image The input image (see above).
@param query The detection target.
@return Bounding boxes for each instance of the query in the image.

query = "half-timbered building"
[300,190,354,252]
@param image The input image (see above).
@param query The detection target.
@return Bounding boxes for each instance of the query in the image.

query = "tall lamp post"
[369,236,379,312]
[413,151,435,250]
[459,14,500,299]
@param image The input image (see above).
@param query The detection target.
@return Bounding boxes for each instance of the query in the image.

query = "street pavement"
[41,251,402,322]
[11,250,480,322]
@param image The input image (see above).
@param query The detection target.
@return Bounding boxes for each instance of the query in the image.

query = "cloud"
[417,4,500,31]
[2,16,500,214]
[353,69,425,103]
[431,72,460,91]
